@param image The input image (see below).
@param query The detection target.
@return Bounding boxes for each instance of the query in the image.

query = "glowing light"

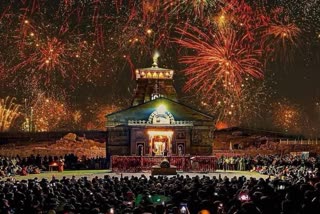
[153,51,160,65]
[147,130,174,136]
[0,97,20,131]
[146,29,152,34]
[156,104,166,114]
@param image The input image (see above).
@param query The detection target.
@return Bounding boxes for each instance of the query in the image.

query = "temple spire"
[152,51,160,67]
[132,52,177,106]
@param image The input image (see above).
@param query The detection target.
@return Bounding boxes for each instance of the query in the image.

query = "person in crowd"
[58,159,64,172]
[0,172,319,213]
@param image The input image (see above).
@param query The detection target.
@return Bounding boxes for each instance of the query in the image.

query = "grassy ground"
[2,170,111,181]
[1,169,267,181]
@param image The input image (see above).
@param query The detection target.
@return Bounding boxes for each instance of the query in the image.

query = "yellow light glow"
[156,104,166,114]
[147,130,174,136]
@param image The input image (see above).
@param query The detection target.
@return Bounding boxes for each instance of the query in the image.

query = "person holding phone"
[179,203,190,214]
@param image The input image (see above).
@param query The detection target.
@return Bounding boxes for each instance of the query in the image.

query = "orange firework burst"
[37,37,68,71]
[12,36,71,85]
[165,0,219,21]
[263,7,302,62]
[197,77,269,127]
[0,97,21,131]
[175,25,263,95]
[264,23,301,52]
[31,93,69,132]
[272,100,304,134]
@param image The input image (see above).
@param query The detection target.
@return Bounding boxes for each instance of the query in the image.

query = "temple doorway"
[147,130,173,156]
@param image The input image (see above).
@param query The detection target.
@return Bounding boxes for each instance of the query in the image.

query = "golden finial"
[152,51,160,67]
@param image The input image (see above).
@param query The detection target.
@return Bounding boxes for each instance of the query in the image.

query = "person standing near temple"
[58,159,64,172]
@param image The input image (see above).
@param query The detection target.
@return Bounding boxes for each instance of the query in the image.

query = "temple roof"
[106,97,214,127]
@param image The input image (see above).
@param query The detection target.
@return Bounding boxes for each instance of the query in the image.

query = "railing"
[127,120,194,126]
[279,139,320,145]
[111,155,217,173]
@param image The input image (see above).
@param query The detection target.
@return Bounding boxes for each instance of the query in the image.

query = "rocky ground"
[0,133,105,158]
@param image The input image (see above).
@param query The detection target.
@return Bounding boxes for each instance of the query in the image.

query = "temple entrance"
[148,130,173,156]
[153,136,168,156]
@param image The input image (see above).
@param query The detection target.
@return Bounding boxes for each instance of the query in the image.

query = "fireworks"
[175,25,263,95]
[165,0,219,21]
[0,0,318,133]
[263,15,302,62]
[0,97,21,132]
[198,77,270,127]
[272,100,304,134]
[30,92,70,132]
[266,23,301,45]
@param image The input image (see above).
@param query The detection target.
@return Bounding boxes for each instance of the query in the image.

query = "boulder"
[63,133,77,142]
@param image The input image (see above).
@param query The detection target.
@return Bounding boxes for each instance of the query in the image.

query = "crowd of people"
[2,153,320,213]
[217,154,320,182]
[0,154,107,177]
[1,172,320,213]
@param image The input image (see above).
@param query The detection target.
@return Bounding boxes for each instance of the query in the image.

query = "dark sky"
[0,0,319,135]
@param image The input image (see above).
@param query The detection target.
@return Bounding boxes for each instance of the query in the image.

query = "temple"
[106,54,215,157]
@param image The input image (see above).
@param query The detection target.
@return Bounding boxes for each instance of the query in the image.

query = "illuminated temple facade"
[106,58,215,156]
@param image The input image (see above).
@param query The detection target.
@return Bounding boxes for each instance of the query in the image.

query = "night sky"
[0,0,319,136]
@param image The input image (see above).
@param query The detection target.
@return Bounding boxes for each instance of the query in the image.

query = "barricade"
[111,156,216,173]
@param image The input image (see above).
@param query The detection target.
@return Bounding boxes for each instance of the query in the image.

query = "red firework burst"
[264,23,301,61]
[37,37,68,71]
[263,6,302,62]
[175,25,264,95]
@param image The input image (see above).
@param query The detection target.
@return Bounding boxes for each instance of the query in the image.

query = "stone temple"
[106,55,215,157]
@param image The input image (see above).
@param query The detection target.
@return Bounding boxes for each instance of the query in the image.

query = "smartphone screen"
[180,203,188,214]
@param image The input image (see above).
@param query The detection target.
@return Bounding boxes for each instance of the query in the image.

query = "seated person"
[20,166,28,176]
